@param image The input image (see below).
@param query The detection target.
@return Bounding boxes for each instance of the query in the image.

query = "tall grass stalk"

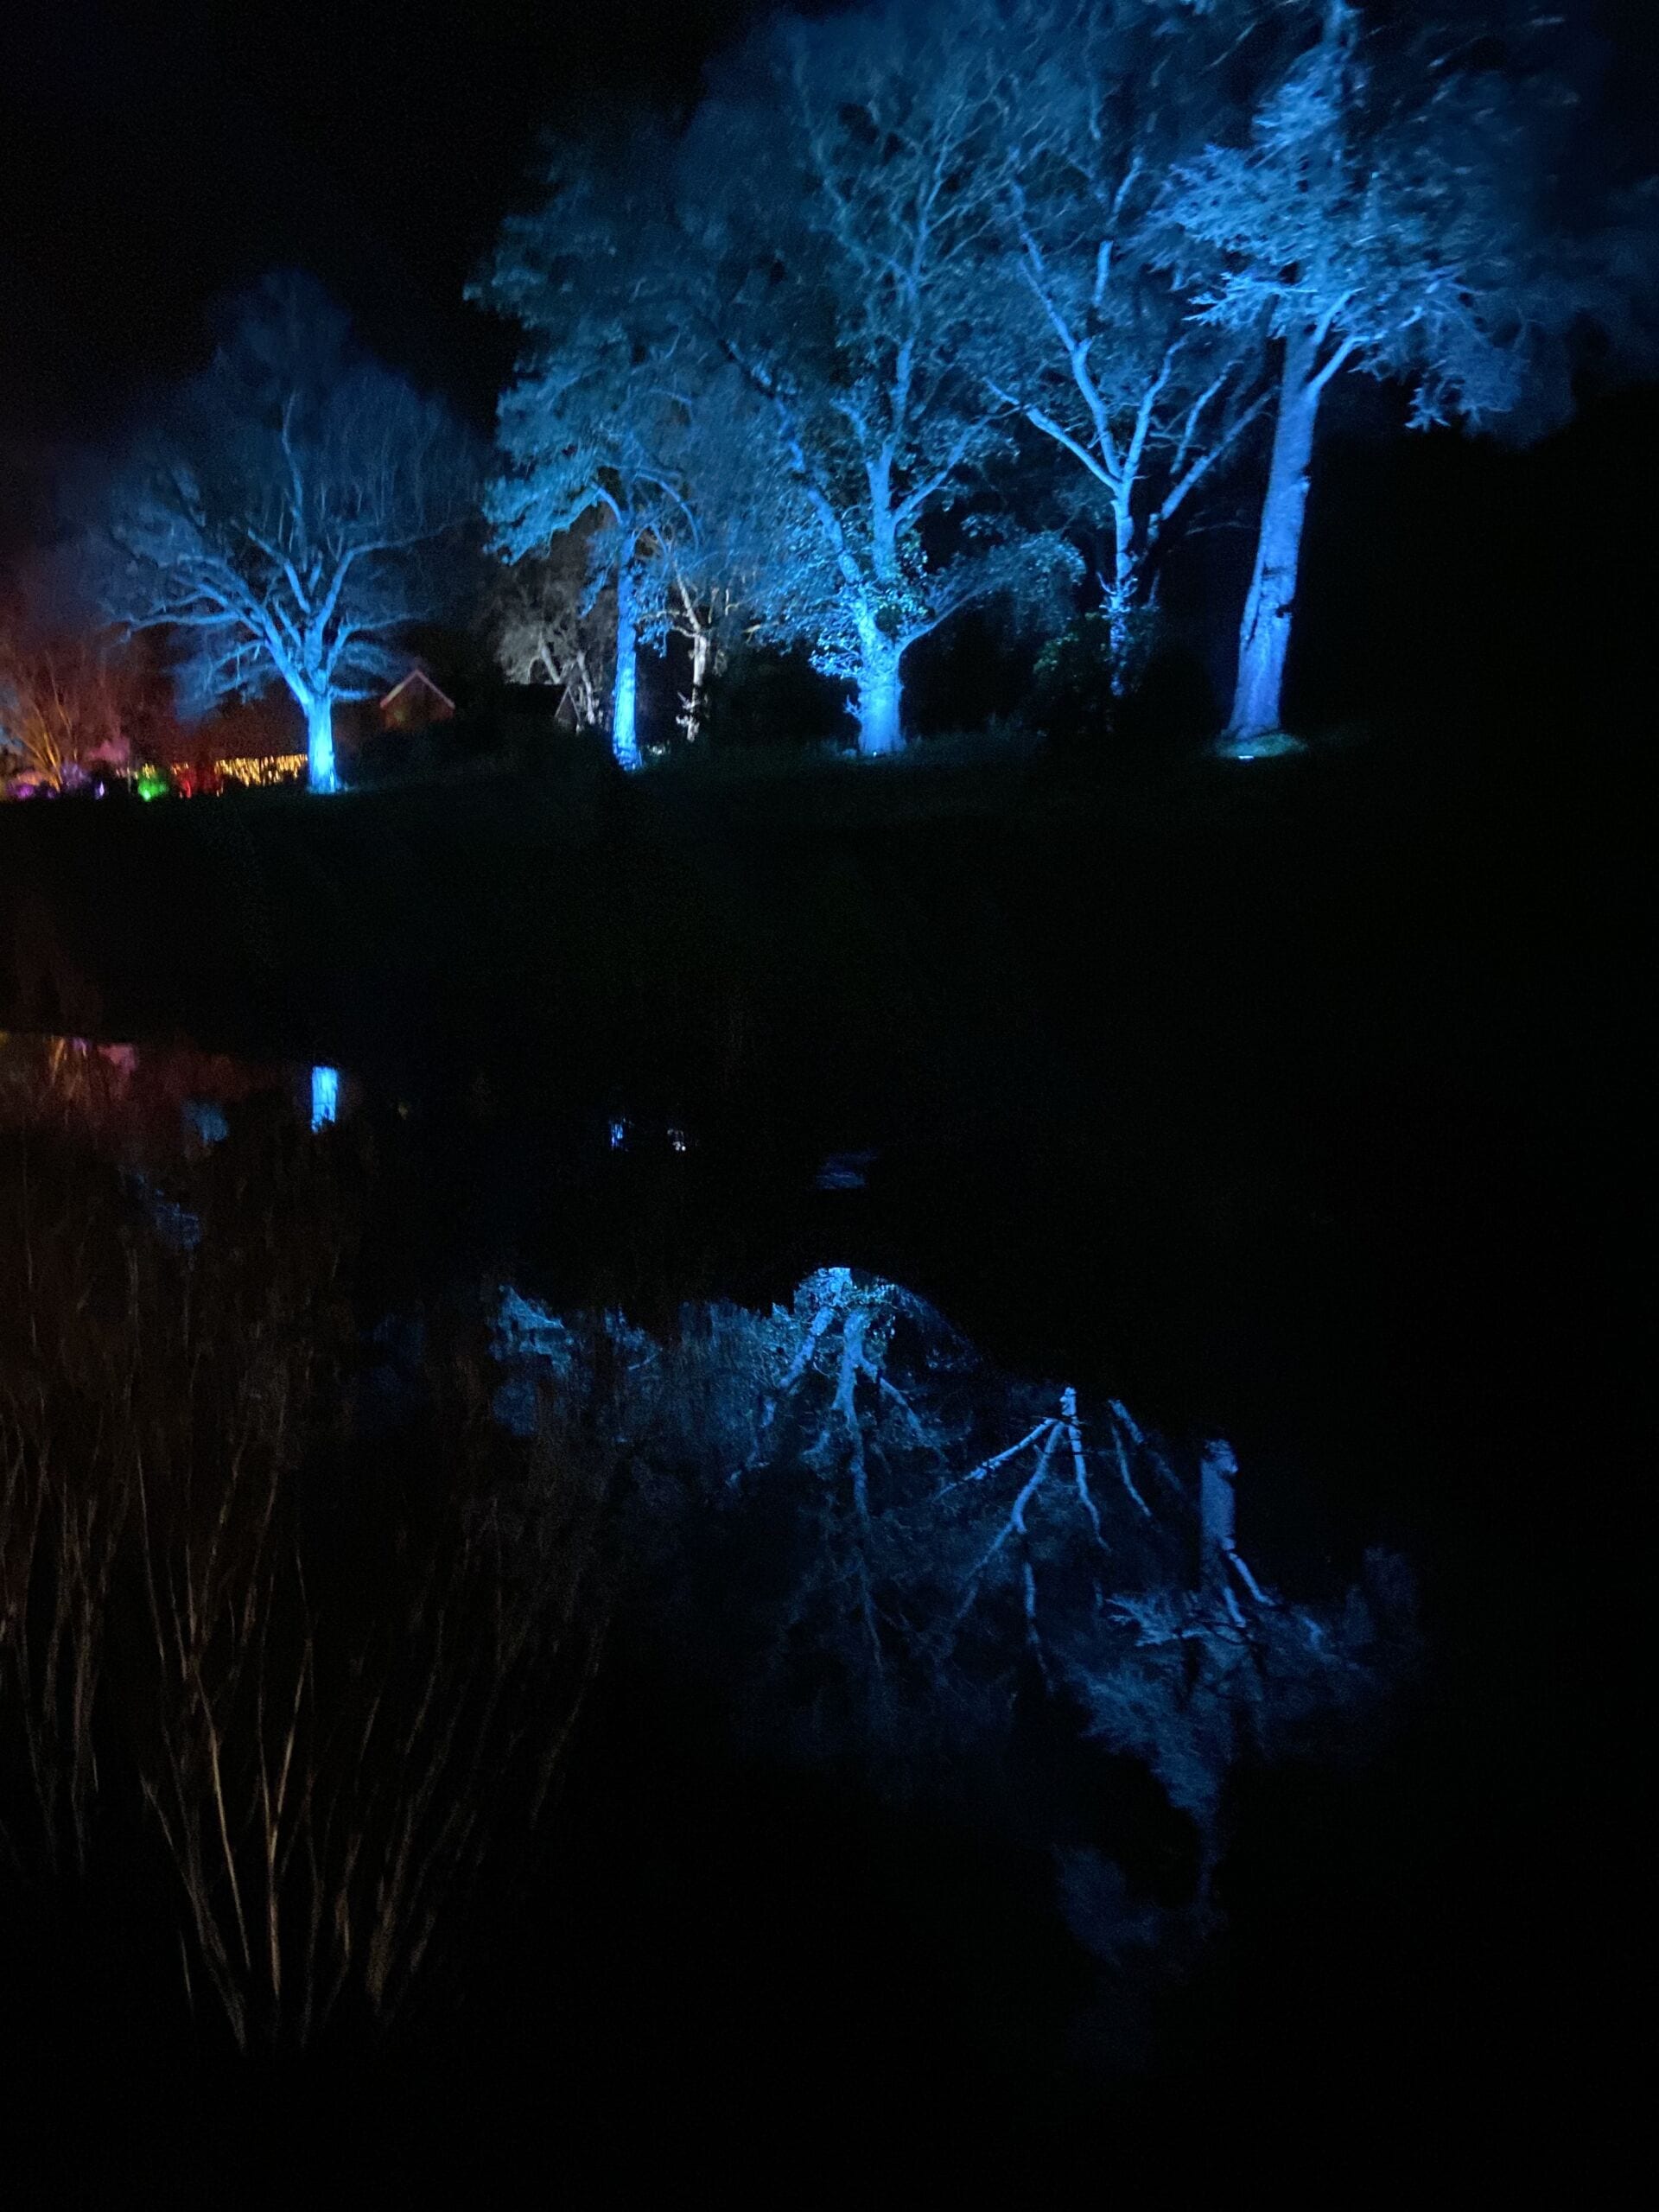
[0,1134,604,2052]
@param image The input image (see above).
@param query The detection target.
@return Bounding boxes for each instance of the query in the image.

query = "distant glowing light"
[135,765,170,801]
[218,753,306,788]
[1212,729,1306,764]
[668,1125,689,1154]
[310,1065,340,1130]
[608,1118,627,1150]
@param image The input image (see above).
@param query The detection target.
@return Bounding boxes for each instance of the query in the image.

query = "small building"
[187,671,455,788]
[377,670,456,734]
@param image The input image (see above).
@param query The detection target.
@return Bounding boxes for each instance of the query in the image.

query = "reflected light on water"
[310,1065,340,1131]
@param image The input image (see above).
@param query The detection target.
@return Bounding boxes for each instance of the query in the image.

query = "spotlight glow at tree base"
[1211,729,1307,763]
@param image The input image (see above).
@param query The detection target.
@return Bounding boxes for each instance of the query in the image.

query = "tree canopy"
[476,131,781,763]
[1166,0,1605,742]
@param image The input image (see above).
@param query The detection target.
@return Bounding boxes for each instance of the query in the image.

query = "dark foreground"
[0,712,1645,2190]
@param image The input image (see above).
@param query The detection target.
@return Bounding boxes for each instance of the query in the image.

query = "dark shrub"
[1031,615,1118,751]
[1116,641,1219,753]
[704,646,850,753]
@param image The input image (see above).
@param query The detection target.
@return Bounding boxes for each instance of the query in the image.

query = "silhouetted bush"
[1033,619,1218,758]
[1032,615,1120,750]
[1116,640,1219,753]
[703,645,851,752]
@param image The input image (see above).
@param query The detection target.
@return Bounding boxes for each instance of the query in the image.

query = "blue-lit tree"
[1166,2,1581,752]
[481,381,664,772]
[92,274,475,791]
[477,136,779,767]
[976,0,1272,683]
[683,3,1075,755]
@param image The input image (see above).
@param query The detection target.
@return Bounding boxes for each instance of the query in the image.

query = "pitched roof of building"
[379,669,456,715]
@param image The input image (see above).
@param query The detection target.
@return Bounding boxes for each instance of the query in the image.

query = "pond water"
[0,1021,1427,1779]
[0,957,1596,2159]
[0,1018,1433,1586]
[3,723,1637,2168]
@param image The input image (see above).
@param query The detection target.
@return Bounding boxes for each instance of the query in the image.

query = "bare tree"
[91,273,476,791]
[683,3,1075,755]
[975,0,1272,684]
[1166,2,1593,749]
[0,609,134,791]
[476,137,763,767]
[664,574,748,747]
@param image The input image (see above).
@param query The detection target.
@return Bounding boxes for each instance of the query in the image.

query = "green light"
[135,766,171,801]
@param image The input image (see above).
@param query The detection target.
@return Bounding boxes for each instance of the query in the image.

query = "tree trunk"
[1224,323,1321,751]
[611,563,642,772]
[1198,1440,1239,1599]
[305,694,337,794]
[682,623,713,745]
[854,622,903,758]
[1198,1437,1268,1612]
[563,648,599,732]
[1106,499,1139,698]
[309,1065,340,1130]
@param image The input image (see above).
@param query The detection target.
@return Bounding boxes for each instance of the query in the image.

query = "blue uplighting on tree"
[1166,0,1587,750]
[679,3,1076,753]
[475,137,774,769]
[611,562,641,772]
[90,273,475,793]
[310,1065,340,1131]
[470,1,1633,761]
[974,0,1273,690]
[852,626,902,761]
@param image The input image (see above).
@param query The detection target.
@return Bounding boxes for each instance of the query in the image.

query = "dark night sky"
[0,1,773,471]
[2,0,1655,549]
